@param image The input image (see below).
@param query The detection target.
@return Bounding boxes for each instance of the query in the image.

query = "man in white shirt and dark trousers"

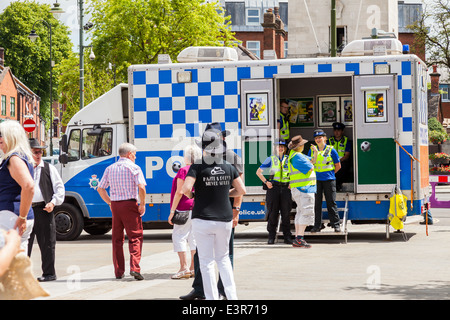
[27,138,65,282]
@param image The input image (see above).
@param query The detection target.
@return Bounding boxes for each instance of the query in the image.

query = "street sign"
[23,119,36,133]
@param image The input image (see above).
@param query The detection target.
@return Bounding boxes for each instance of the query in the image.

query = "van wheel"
[54,203,84,241]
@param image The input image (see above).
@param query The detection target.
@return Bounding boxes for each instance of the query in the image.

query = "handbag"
[172,210,190,225]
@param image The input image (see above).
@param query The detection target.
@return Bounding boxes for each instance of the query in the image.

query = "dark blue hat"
[275,140,287,147]
[313,129,326,138]
[332,122,345,130]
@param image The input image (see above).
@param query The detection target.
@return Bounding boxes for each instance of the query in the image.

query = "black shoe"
[37,275,57,282]
[420,221,433,225]
[268,238,275,244]
[180,289,205,300]
[116,274,125,280]
[130,271,144,280]
[310,227,321,233]
[283,237,293,244]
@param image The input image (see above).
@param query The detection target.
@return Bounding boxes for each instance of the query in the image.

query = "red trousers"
[111,200,143,277]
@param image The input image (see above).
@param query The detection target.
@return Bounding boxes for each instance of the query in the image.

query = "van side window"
[67,129,81,162]
[82,128,113,160]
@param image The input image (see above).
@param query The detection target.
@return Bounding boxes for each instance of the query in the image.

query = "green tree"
[88,0,236,76]
[56,51,117,127]
[0,1,72,121]
[408,0,450,71]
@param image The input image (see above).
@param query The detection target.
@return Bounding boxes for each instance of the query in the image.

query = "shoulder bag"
[172,210,190,225]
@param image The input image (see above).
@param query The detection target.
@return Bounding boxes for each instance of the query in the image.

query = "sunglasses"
[32,150,43,155]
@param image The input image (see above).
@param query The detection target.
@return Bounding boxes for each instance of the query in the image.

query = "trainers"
[292,238,311,248]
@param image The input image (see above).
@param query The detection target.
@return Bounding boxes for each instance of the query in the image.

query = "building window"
[337,26,347,52]
[284,41,288,58]
[440,84,450,102]
[10,97,15,117]
[246,41,260,58]
[246,8,260,25]
[1,95,6,116]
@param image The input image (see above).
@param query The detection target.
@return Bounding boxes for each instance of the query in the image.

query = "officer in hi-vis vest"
[329,122,352,191]
[308,129,341,233]
[278,99,290,142]
[256,140,292,244]
[286,135,318,248]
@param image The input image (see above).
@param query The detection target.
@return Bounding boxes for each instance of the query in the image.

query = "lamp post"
[50,0,92,111]
[29,20,53,155]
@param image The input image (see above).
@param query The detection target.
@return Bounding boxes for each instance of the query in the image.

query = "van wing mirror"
[60,134,68,153]
[59,153,68,165]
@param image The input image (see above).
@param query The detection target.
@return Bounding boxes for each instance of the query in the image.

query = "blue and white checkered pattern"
[131,66,244,140]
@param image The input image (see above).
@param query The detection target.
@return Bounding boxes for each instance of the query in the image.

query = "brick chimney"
[0,47,4,66]
[261,8,286,59]
[274,7,286,59]
[430,65,441,95]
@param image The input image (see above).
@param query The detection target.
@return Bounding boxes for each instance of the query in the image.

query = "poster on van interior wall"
[318,96,338,126]
[365,91,387,123]
[288,98,314,127]
[341,96,353,126]
[246,93,269,126]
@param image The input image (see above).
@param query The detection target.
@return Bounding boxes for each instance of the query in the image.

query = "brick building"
[221,0,288,59]
[0,47,44,144]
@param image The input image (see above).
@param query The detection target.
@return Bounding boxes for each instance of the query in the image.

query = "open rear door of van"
[240,78,275,190]
[353,74,399,193]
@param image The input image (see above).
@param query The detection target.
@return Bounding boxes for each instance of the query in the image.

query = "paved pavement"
[28,203,450,301]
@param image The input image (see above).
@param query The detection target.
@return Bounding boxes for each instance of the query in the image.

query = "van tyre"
[54,203,84,241]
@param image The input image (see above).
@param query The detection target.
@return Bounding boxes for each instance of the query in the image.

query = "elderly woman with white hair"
[168,145,202,279]
[0,120,35,252]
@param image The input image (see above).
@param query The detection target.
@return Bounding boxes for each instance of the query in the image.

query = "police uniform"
[309,130,341,232]
[329,122,352,190]
[259,141,292,243]
[279,112,290,141]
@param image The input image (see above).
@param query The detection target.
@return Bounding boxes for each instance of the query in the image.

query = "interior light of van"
[374,64,390,74]
[177,71,192,83]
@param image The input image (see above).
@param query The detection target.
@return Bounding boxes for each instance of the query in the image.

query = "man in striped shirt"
[98,143,146,280]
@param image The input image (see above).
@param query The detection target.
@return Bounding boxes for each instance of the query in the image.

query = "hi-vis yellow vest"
[269,155,290,183]
[313,145,335,172]
[287,151,316,188]
[280,113,289,141]
[328,136,348,158]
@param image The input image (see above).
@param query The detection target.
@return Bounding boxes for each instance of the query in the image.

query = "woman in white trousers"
[182,128,246,300]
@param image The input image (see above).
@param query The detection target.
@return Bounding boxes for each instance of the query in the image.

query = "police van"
[56,38,430,241]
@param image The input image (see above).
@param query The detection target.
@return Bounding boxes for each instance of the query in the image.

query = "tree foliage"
[408,0,450,72]
[428,117,449,144]
[87,0,236,76]
[56,51,117,127]
[0,1,73,120]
